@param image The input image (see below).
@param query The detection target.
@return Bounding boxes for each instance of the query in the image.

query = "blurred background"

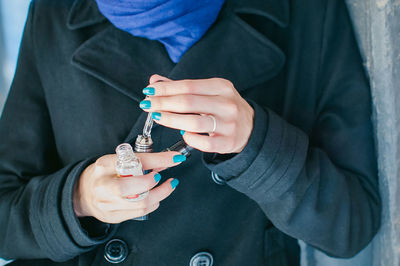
[0,0,30,111]
[0,3,31,266]
[0,1,399,266]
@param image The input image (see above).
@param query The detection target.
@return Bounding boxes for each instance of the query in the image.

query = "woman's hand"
[73,151,184,224]
[141,75,255,154]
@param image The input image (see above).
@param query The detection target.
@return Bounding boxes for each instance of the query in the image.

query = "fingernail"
[152,112,161,121]
[173,154,186,163]
[180,130,185,136]
[154,173,161,183]
[143,87,155,95]
[140,100,151,109]
[171,179,180,189]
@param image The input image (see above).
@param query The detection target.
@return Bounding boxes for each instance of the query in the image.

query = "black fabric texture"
[0,0,381,265]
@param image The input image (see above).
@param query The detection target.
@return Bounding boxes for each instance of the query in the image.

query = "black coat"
[0,0,381,265]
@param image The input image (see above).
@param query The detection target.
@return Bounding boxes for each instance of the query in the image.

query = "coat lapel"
[230,0,290,28]
[69,0,289,102]
[71,25,175,102]
[168,7,286,92]
[67,0,106,30]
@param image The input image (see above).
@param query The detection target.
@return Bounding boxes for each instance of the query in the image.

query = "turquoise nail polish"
[180,130,185,136]
[173,154,186,163]
[143,87,155,95]
[140,100,151,109]
[152,112,161,121]
[171,179,180,189]
[154,173,161,183]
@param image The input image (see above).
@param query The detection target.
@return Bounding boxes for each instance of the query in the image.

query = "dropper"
[142,112,154,138]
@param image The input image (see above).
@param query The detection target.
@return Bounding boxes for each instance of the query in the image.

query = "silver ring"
[208,115,217,133]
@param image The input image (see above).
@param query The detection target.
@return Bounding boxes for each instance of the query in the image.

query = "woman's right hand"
[73,151,185,224]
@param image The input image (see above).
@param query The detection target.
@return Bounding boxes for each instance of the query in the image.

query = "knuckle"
[106,215,121,224]
[92,204,110,220]
[224,79,234,88]
[187,86,196,95]
[107,219,120,224]
[193,117,204,131]
[225,101,239,116]
[180,95,193,109]
[231,122,238,132]
[96,214,109,223]
[186,84,197,95]
[225,122,237,135]
[215,78,233,93]
[148,204,160,215]
[161,113,170,124]
[158,84,167,96]
[94,157,107,172]
[181,80,193,93]
[180,80,189,87]
[212,77,225,85]
[136,198,148,209]
[138,208,148,217]
[204,139,215,151]
[144,203,160,215]
[150,74,160,81]
[152,98,161,110]
[143,177,154,191]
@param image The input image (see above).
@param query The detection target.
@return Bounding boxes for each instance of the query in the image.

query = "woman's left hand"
[140,74,254,154]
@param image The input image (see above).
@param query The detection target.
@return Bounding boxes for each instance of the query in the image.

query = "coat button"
[211,171,226,185]
[189,252,214,266]
[104,239,128,264]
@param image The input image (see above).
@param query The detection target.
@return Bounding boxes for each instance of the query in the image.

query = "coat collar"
[67,0,290,30]
[69,0,288,103]
[67,0,106,30]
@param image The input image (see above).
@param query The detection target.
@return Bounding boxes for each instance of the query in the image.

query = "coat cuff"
[61,158,118,246]
[228,108,308,202]
[202,100,268,180]
[29,159,117,261]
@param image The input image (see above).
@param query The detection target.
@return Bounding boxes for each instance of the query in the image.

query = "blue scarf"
[95,0,225,63]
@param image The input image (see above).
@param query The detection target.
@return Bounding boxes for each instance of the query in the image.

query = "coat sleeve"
[0,3,116,262]
[203,0,381,258]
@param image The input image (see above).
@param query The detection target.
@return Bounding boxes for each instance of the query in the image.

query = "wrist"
[233,104,255,153]
[73,176,86,217]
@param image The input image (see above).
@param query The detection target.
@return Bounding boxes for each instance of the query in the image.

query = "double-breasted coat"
[0,0,381,265]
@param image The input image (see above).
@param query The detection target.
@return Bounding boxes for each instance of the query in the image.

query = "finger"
[105,203,161,223]
[145,178,179,205]
[149,74,172,84]
[125,202,160,220]
[152,112,231,135]
[137,151,187,170]
[94,151,186,177]
[152,167,168,172]
[116,171,162,197]
[182,132,234,154]
[110,178,179,211]
[144,78,230,97]
[141,95,232,115]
